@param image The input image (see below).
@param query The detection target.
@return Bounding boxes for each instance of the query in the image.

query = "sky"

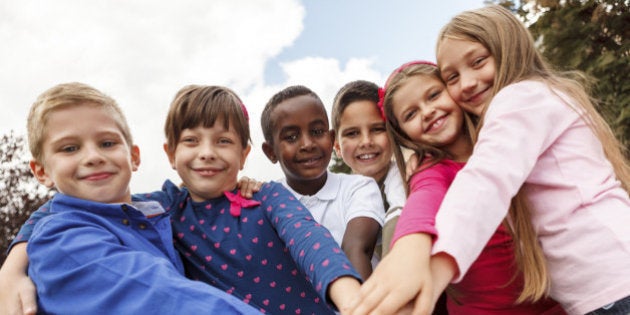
[0,0,485,193]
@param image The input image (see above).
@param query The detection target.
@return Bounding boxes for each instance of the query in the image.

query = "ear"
[333,139,342,158]
[328,129,336,144]
[163,143,176,170]
[240,144,251,170]
[131,145,141,172]
[29,159,54,188]
[262,141,277,164]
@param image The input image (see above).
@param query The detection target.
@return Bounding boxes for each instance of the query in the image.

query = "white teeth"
[428,117,445,131]
[358,153,376,160]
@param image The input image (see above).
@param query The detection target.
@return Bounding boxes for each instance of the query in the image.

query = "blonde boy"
[22,82,259,314]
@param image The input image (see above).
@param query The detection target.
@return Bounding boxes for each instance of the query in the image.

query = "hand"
[328,276,361,313]
[0,243,37,315]
[236,176,264,199]
[345,234,434,315]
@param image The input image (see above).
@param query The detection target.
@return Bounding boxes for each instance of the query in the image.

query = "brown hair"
[164,85,250,152]
[27,82,132,164]
[331,80,381,134]
[437,5,630,302]
[382,63,477,196]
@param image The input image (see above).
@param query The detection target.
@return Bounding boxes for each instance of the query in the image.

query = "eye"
[311,128,326,137]
[428,89,442,101]
[180,136,198,145]
[283,133,298,143]
[342,130,359,138]
[472,56,486,67]
[61,145,78,153]
[444,73,458,85]
[372,125,386,134]
[218,137,234,144]
[403,109,417,122]
[101,140,117,148]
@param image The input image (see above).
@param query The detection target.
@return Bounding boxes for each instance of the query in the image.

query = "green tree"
[0,132,53,265]
[329,151,352,174]
[489,0,630,152]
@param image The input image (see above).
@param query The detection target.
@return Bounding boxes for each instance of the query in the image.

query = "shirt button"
[122,219,130,225]
[138,223,147,230]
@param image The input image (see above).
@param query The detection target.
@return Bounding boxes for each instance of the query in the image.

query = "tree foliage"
[0,132,54,265]
[329,151,352,174]
[489,0,630,152]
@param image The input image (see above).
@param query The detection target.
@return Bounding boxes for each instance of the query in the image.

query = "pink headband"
[377,60,438,120]
[240,102,249,121]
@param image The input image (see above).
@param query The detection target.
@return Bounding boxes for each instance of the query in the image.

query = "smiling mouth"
[425,116,446,133]
[356,153,380,161]
[194,168,222,176]
[82,172,114,181]
[298,156,323,166]
[467,86,491,104]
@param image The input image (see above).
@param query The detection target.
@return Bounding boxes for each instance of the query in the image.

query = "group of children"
[1,5,629,315]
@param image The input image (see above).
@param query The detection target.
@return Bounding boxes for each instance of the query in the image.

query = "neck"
[285,171,327,196]
[446,134,473,163]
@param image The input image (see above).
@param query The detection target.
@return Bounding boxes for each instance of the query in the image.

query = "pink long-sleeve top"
[393,159,563,314]
[432,80,630,315]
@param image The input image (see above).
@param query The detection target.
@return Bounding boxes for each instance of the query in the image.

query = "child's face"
[262,95,333,184]
[437,38,496,116]
[392,75,468,152]
[165,119,251,202]
[30,105,140,204]
[334,100,392,182]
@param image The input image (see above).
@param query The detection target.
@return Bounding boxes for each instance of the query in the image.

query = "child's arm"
[0,201,53,315]
[341,217,380,280]
[0,243,36,315]
[265,182,362,310]
[346,233,434,315]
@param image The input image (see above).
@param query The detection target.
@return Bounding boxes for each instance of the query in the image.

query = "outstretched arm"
[0,243,36,315]
[346,233,434,315]
[341,217,380,280]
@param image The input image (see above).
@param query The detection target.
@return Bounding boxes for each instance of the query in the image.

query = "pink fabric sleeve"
[432,81,575,282]
[390,161,459,247]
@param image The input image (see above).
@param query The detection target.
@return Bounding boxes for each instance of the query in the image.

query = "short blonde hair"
[27,82,133,163]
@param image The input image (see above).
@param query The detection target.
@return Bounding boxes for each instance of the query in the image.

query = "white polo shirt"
[280,171,385,245]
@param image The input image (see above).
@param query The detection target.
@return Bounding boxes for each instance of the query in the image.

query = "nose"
[83,145,106,167]
[198,141,217,161]
[359,131,373,147]
[460,70,477,93]
[299,134,316,152]
[421,103,437,121]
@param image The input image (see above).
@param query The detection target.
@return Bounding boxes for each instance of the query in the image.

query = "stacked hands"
[3,4,630,315]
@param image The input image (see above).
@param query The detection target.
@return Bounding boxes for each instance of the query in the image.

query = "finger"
[253,180,263,192]
[20,290,38,315]
[348,281,384,315]
[370,291,415,315]
[411,289,433,315]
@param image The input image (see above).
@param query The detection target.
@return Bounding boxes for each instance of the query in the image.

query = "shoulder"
[332,171,378,187]
[491,80,573,115]
[412,160,463,184]
[254,181,295,200]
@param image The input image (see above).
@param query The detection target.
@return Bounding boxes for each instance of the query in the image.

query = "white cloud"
[0,0,316,192]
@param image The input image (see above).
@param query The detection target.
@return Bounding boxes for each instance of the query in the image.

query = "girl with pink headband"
[347,61,563,315]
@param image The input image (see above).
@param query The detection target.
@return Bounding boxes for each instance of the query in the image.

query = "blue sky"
[0,0,485,192]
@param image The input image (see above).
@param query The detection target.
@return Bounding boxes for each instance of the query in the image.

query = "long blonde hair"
[436,5,630,303]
